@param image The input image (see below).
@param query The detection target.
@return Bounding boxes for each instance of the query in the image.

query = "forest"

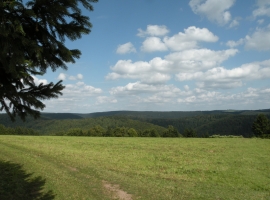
[0,109,270,138]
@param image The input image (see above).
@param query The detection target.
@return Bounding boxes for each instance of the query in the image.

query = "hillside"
[0,115,166,135]
[0,109,269,137]
[144,115,257,137]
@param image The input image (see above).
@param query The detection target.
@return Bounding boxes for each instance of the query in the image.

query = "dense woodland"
[0,110,270,138]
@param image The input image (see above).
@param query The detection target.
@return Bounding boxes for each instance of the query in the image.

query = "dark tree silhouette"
[0,0,97,121]
[252,114,270,138]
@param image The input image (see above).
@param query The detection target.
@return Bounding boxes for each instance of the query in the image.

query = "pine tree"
[252,114,269,138]
[0,0,97,121]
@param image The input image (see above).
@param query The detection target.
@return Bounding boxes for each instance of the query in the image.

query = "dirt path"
[103,181,133,200]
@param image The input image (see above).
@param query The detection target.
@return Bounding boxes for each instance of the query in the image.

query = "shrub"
[128,128,138,137]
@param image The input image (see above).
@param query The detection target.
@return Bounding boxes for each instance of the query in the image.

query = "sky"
[36,0,270,113]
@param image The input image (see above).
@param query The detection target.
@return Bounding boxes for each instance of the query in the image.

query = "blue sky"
[36,0,270,113]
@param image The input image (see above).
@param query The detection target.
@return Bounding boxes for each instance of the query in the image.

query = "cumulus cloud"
[165,48,238,72]
[32,76,48,85]
[57,73,66,80]
[107,81,270,111]
[77,74,83,80]
[253,0,270,18]
[64,82,102,97]
[189,0,235,25]
[177,87,270,108]
[226,25,270,51]
[137,25,169,37]
[107,60,151,77]
[101,23,269,110]
[226,38,244,48]
[184,85,190,91]
[176,59,270,89]
[106,59,171,84]
[141,73,171,84]
[245,25,270,51]
[141,37,168,52]
[106,48,237,84]
[139,26,218,53]
[58,73,84,81]
[110,82,187,97]
[163,26,219,51]
[69,74,83,81]
[116,42,136,54]
[44,82,270,112]
[96,96,117,105]
[229,19,240,28]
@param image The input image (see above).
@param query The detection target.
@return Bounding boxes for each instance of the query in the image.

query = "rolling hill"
[0,109,269,137]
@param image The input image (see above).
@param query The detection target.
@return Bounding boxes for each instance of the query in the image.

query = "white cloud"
[226,25,270,51]
[176,60,270,89]
[57,73,66,80]
[106,59,171,84]
[77,74,83,80]
[141,37,168,52]
[106,48,237,84]
[137,25,169,37]
[32,76,48,85]
[245,25,270,51]
[253,0,270,18]
[141,73,171,84]
[96,96,117,105]
[116,42,136,54]
[64,82,102,97]
[165,48,238,72]
[257,19,264,24]
[43,82,270,112]
[106,60,151,77]
[189,0,235,25]
[110,82,188,97]
[184,85,190,91]
[58,73,84,81]
[226,38,244,48]
[196,80,243,89]
[138,26,218,53]
[69,74,83,81]
[106,80,270,111]
[229,19,240,28]
[177,87,269,107]
[163,26,218,51]
[149,57,173,72]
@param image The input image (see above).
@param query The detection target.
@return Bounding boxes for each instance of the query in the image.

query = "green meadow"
[0,136,269,200]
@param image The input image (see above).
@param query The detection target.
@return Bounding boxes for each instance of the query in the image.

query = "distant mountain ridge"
[43,109,270,120]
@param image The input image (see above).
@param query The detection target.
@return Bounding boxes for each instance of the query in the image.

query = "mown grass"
[0,136,269,200]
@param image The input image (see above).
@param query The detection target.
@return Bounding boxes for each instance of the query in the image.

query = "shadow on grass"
[0,160,55,200]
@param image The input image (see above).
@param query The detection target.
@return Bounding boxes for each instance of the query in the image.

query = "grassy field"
[0,136,269,200]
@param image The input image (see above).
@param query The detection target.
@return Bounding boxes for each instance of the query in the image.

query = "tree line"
[49,125,199,138]
[0,124,39,135]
